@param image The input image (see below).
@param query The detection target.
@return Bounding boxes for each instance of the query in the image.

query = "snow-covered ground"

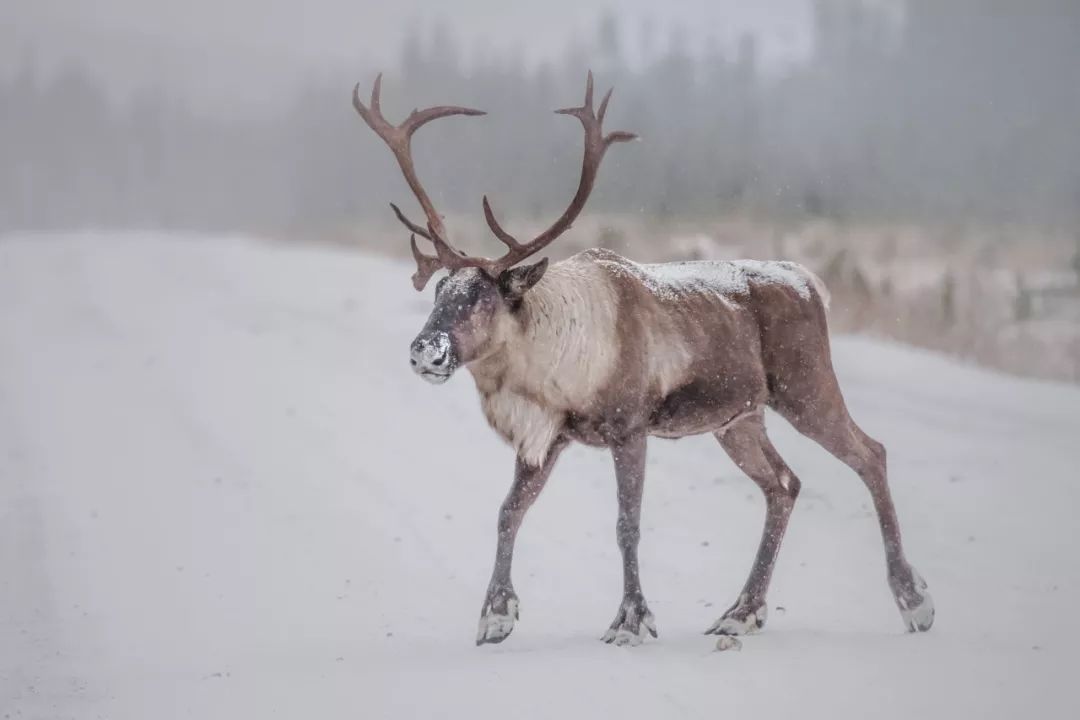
[2,233,1078,719]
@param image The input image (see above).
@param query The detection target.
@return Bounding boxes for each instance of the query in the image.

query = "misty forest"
[4,1,1079,231]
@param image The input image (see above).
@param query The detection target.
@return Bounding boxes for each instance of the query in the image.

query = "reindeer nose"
[410,333,452,376]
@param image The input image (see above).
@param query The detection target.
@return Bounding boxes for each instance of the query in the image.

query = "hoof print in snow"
[714,635,743,652]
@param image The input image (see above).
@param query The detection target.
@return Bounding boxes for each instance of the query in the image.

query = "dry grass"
[289,215,1080,384]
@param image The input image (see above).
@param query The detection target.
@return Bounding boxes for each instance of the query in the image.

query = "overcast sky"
[4,0,812,106]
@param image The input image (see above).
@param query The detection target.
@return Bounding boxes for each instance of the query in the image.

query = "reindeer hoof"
[705,593,767,636]
[895,569,935,633]
[602,595,658,646]
[476,589,519,646]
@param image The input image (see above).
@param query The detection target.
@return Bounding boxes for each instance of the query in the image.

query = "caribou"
[352,72,935,647]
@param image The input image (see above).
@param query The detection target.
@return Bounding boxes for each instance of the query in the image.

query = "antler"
[354,72,635,290]
[352,74,485,290]
[474,71,638,277]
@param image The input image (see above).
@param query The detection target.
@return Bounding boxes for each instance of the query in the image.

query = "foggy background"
[4,6,1080,716]
[2,0,1080,378]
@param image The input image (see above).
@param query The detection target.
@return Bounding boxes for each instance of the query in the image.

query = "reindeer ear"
[498,258,549,300]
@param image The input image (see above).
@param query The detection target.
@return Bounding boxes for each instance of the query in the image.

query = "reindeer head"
[352,72,635,384]
[406,262,548,382]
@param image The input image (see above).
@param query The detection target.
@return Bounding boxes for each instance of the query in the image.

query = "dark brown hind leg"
[772,380,935,632]
[706,412,801,636]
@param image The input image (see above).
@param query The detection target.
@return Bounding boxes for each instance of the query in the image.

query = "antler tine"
[353,74,486,141]
[409,234,443,291]
[597,87,613,125]
[352,76,391,135]
[352,73,486,289]
[481,195,523,251]
[390,202,431,240]
[370,73,382,115]
[405,105,486,135]
[478,71,637,277]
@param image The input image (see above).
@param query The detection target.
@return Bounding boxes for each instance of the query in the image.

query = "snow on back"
[633,258,813,303]
[737,260,813,300]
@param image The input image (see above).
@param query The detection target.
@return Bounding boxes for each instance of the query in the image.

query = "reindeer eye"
[435,276,449,294]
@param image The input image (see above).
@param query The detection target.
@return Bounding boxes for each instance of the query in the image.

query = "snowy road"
[2,233,1078,719]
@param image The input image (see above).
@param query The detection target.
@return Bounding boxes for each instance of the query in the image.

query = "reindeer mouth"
[418,369,452,385]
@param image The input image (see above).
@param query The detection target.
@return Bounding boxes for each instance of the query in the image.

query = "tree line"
[2,0,1077,234]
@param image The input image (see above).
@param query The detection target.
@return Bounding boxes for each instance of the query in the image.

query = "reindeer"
[352,72,935,647]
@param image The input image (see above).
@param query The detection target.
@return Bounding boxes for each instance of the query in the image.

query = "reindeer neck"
[469,266,621,413]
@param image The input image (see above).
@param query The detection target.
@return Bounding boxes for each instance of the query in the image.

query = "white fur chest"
[479,387,564,468]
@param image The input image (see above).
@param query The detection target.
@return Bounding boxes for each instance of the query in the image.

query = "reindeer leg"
[774,389,934,633]
[476,437,568,645]
[707,414,800,636]
[602,432,658,646]
[812,418,935,632]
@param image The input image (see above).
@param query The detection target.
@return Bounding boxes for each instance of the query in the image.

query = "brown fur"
[469,249,817,456]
